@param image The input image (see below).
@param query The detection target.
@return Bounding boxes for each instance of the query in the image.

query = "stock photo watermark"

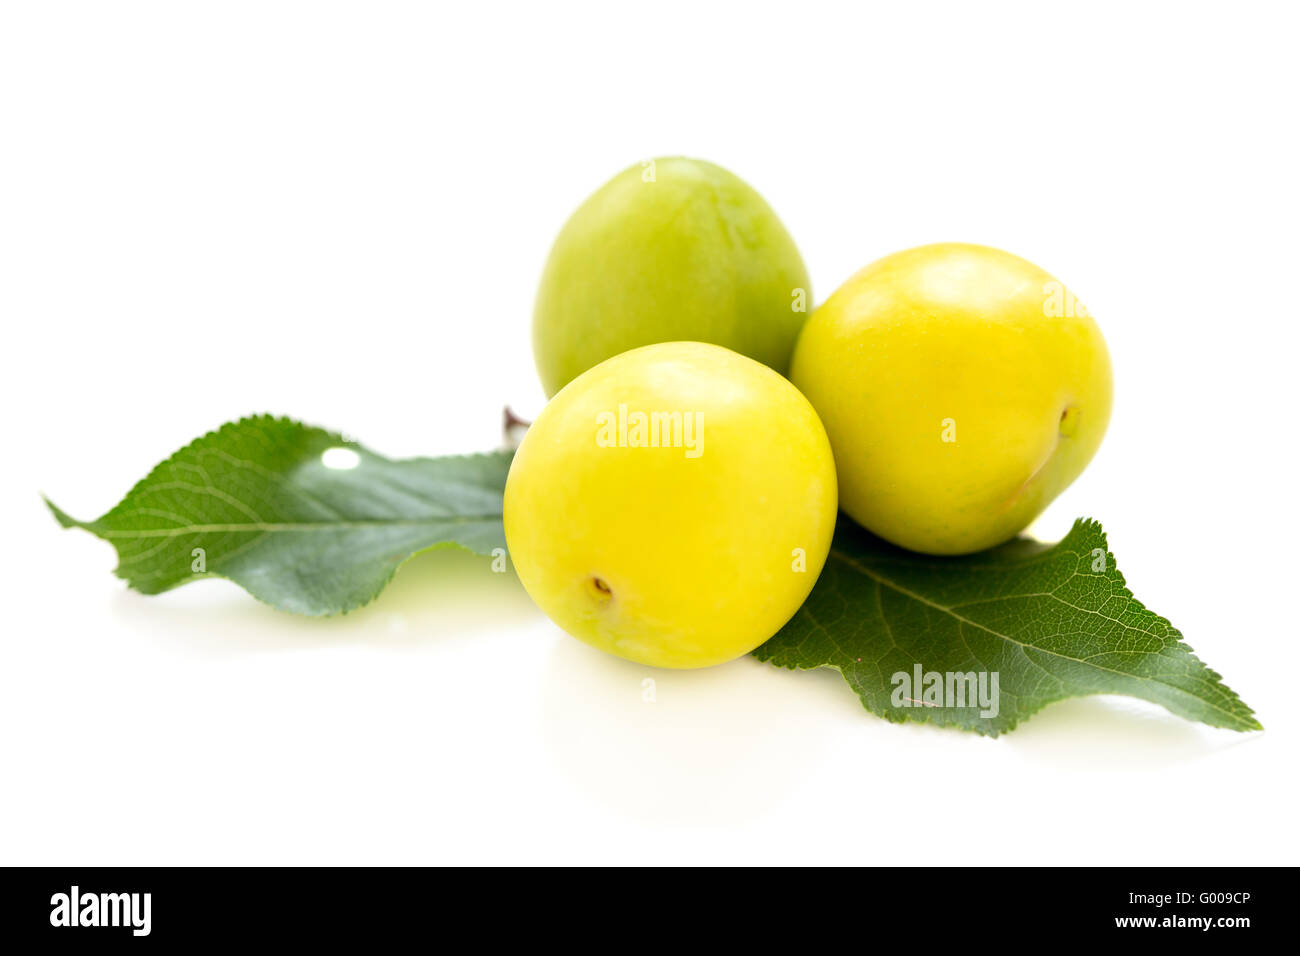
[50,886,151,937]
[596,405,703,458]
[1042,279,1089,318]
[891,664,1000,718]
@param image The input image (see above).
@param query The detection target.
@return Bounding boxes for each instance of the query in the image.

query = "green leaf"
[47,415,512,616]
[753,517,1261,736]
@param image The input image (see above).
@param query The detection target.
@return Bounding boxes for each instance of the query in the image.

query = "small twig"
[502,405,532,450]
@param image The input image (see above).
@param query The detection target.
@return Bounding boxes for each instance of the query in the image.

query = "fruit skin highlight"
[791,243,1112,556]
[505,342,837,669]
[532,157,811,397]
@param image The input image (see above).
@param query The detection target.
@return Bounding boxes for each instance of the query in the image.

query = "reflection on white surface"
[1005,695,1260,770]
[539,634,837,826]
[107,546,538,654]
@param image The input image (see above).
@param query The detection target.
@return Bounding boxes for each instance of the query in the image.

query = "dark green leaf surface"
[754,517,1260,735]
[48,416,512,615]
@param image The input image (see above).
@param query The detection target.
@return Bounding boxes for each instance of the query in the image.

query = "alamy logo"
[50,885,151,936]
[891,664,1000,718]
[1042,279,1089,318]
[595,404,703,458]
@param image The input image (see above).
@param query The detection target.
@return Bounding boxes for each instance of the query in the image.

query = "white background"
[2,1,1297,865]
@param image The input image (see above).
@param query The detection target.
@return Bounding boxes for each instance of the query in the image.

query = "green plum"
[533,157,811,397]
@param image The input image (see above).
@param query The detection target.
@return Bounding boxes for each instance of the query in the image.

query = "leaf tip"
[43,495,82,529]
